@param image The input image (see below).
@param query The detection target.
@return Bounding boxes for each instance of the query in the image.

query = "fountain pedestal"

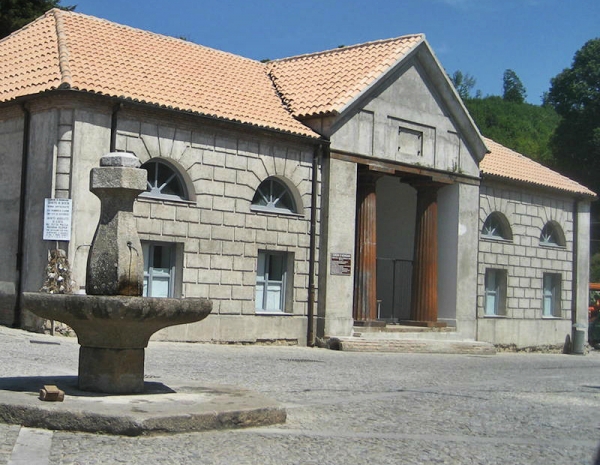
[24,152,212,394]
[79,347,144,393]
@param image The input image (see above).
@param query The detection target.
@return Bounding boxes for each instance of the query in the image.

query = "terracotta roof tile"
[481,137,596,198]
[266,35,424,118]
[0,12,63,100]
[0,9,317,137]
[5,11,591,201]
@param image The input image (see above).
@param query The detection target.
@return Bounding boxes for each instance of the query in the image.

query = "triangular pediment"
[321,41,486,178]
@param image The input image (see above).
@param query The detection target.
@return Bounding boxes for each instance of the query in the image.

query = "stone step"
[351,329,468,342]
[329,337,496,355]
[354,325,456,333]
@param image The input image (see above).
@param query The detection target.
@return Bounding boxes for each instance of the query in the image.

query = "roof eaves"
[481,172,598,200]
[294,108,341,120]
[54,87,321,140]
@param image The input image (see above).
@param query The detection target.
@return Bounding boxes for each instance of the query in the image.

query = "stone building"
[0,9,595,348]
[477,139,594,347]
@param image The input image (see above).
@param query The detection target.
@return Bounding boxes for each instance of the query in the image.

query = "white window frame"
[542,273,561,318]
[142,242,176,298]
[255,251,290,313]
[484,269,507,316]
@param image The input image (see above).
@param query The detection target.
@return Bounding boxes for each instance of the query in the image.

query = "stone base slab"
[0,376,285,436]
[330,337,496,355]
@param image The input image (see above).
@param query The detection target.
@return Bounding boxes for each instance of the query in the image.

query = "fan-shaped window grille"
[140,160,188,201]
[251,177,298,214]
[481,212,512,240]
[540,222,565,247]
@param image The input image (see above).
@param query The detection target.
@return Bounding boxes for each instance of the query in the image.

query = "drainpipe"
[110,102,122,152]
[14,104,31,327]
[572,200,579,326]
[307,144,322,346]
[571,199,583,354]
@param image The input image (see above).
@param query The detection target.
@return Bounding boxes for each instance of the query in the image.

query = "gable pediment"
[326,43,486,178]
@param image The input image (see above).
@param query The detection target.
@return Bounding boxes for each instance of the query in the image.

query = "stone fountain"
[22,153,212,394]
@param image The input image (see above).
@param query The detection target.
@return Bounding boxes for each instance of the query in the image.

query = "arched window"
[481,212,512,240]
[140,159,188,201]
[540,222,565,247]
[251,177,298,214]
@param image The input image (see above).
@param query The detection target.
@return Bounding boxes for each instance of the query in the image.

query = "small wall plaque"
[330,253,352,276]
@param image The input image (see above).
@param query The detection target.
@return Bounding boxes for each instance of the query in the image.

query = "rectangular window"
[256,251,290,312]
[484,269,507,316]
[142,242,176,298]
[542,273,561,317]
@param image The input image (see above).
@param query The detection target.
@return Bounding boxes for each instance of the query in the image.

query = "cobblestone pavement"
[1,326,600,465]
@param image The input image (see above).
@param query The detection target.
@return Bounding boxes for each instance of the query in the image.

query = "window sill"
[482,314,507,318]
[137,195,196,206]
[255,311,294,316]
[539,243,566,249]
[250,206,304,218]
[480,236,513,244]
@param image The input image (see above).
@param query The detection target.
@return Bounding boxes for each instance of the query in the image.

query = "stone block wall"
[477,183,575,346]
[112,110,319,342]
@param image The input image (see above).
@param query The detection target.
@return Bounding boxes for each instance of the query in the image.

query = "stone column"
[353,170,380,322]
[410,183,440,324]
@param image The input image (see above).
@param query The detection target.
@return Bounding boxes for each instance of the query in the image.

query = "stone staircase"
[328,324,496,355]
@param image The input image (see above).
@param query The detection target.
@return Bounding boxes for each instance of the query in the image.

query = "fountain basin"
[22,292,212,393]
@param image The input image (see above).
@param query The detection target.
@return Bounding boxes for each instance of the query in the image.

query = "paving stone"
[0,325,599,464]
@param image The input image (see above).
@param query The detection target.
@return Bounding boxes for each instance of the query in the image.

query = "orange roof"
[266,35,424,118]
[1,11,595,200]
[481,138,596,198]
[0,9,317,137]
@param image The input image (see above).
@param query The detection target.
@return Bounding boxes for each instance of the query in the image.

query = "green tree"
[546,38,600,195]
[502,69,527,104]
[591,252,600,283]
[0,0,75,39]
[450,70,478,100]
[465,96,560,165]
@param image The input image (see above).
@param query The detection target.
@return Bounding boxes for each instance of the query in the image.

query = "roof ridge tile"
[52,9,72,89]
[270,34,424,63]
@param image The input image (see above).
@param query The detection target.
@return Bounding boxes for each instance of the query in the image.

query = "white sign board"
[43,198,72,241]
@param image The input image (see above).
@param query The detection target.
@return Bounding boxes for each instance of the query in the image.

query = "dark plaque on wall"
[330,253,352,276]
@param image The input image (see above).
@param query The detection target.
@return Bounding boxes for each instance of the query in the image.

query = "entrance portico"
[351,158,454,328]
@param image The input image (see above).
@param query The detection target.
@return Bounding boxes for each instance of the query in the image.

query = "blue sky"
[67,0,599,104]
